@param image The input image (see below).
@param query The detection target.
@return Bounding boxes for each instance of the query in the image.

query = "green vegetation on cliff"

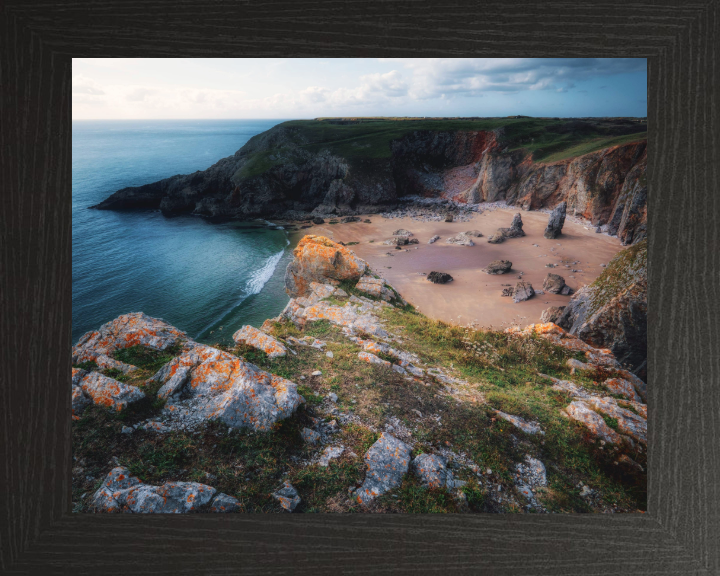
[587,239,647,317]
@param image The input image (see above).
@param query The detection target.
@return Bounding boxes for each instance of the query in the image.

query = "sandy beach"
[310,207,624,330]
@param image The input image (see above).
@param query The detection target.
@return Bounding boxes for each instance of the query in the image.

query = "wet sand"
[311,207,623,330]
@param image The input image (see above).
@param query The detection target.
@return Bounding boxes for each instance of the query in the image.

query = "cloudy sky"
[72,58,647,120]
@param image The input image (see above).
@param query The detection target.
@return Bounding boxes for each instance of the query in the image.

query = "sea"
[72,119,294,346]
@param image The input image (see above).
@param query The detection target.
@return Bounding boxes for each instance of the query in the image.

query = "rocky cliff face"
[93,122,647,244]
[557,240,647,377]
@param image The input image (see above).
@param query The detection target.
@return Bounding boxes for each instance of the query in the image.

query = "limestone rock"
[80,371,146,412]
[284,235,367,298]
[544,201,567,239]
[89,467,226,513]
[446,232,475,246]
[273,481,301,512]
[512,281,535,303]
[540,306,565,323]
[603,377,641,402]
[585,396,647,444]
[356,275,394,301]
[151,343,303,432]
[427,271,453,284]
[232,325,287,358]
[301,427,321,444]
[210,493,242,513]
[412,453,449,489]
[564,400,622,444]
[72,312,188,366]
[319,446,344,467]
[358,351,391,368]
[558,240,647,375]
[542,273,566,294]
[495,410,543,435]
[488,213,525,244]
[352,433,411,506]
[482,260,512,275]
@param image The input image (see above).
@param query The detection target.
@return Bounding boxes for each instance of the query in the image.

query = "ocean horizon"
[72,118,294,345]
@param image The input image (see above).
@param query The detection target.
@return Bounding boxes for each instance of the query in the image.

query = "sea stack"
[488,213,525,244]
[544,202,567,239]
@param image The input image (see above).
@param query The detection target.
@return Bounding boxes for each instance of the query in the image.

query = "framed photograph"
[2,2,718,574]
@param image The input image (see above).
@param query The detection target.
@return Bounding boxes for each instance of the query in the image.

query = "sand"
[310,207,624,330]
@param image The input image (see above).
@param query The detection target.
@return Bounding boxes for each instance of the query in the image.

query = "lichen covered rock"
[151,343,304,432]
[412,453,450,489]
[564,400,622,444]
[273,480,301,511]
[285,235,367,298]
[352,433,411,506]
[232,325,287,358]
[79,371,146,412]
[356,275,395,301]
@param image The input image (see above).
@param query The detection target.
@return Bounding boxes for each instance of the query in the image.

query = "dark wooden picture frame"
[1,2,718,574]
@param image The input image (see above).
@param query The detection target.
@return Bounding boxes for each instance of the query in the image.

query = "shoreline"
[277,204,623,330]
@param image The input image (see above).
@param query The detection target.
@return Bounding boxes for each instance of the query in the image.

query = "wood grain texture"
[1,1,718,574]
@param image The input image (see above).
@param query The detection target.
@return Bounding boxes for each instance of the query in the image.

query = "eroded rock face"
[483,260,512,275]
[352,433,411,506]
[284,235,367,298]
[544,201,567,239]
[151,343,304,432]
[488,213,525,244]
[90,467,236,513]
[558,240,646,375]
[232,325,287,358]
[540,306,565,323]
[72,312,188,365]
[428,271,453,284]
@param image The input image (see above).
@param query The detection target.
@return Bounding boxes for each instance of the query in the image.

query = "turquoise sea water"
[72,119,294,346]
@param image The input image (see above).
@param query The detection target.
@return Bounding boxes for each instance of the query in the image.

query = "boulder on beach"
[427,271,453,284]
[312,217,325,225]
[464,230,483,237]
[488,213,525,244]
[284,235,367,298]
[483,260,512,275]
[446,232,475,246]
[513,281,535,303]
[542,273,566,294]
[393,229,413,236]
[385,236,409,246]
[544,201,567,239]
[445,213,454,222]
[428,235,440,244]
[342,216,360,223]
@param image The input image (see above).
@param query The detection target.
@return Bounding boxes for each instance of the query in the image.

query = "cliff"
[92,117,647,244]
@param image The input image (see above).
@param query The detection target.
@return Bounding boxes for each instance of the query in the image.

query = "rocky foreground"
[73,235,647,514]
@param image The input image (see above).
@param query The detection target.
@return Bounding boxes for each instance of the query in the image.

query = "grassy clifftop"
[242,117,647,171]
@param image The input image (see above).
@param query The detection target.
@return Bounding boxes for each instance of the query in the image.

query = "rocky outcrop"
[151,342,304,432]
[352,433,411,506]
[232,325,287,358]
[543,201,566,239]
[540,306,565,323]
[90,467,239,513]
[513,281,535,303]
[285,235,367,298]
[488,213,525,244]
[355,275,395,301]
[558,240,647,375]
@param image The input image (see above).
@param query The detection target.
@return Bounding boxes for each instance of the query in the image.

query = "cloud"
[72,74,105,95]
[382,58,645,99]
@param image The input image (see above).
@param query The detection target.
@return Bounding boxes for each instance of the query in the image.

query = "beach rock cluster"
[512,281,535,303]
[488,213,525,244]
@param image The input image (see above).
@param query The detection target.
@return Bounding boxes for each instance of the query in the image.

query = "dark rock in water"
[544,201,567,239]
[428,271,453,284]
[513,281,535,303]
[445,213,454,222]
[312,217,325,225]
[540,306,565,323]
[483,260,512,275]
[542,273,566,294]
[488,213,525,244]
[342,216,360,223]
[558,240,646,376]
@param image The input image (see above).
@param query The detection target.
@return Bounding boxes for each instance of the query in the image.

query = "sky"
[72,58,647,120]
